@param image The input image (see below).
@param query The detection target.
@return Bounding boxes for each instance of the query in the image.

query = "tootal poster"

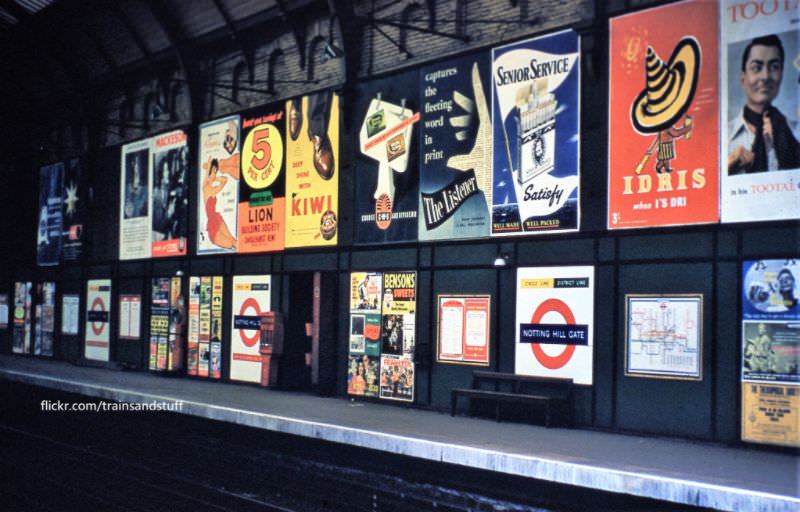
[37,162,63,266]
[198,115,240,254]
[85,279,111,362]
[239,105,285,253]
[230,275,271,383]
[721,0,799,223]
[120,139,151,259]
[354,73,420,244]
[608,0,719,229]
[491,30,580,235]
[151,130,189,257]
[285,92,339,248]
[515,266,594,385]
[418,52,492,241]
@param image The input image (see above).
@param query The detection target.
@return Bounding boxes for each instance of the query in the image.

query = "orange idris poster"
[437,295,490,365]
[285,93,339,248]
[608,0,719,229]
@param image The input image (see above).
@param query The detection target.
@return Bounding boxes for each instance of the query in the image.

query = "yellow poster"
[285,92,339,247]
[741,383,800,448]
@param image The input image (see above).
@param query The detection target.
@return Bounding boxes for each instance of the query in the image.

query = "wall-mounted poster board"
[515,267,593,385]
[741,259,799,447]
[85,279,111,362]
[188,275,224,379]
[230,275,270,383]
[151,130,189,257]
[120,139,151,260]
[33,282,56,357]
[198,115,240,254]
[118,294,141,340]
[61,294,79,335]
[149,278,185,372]
[437,295,490,365]
[625,294,703,380]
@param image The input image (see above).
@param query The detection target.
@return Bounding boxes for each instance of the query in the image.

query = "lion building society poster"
[354,72,420,244]
[120,139,151,259]
[418,52,492,241]
[516,266,594,385]
[37,162,63,266]
[151,130,188,257]
[741,259,799,447]
[720,0,799,223]
[608,0,719,229]
[491,30,580,235]
[239,105,285,252]
[198,115,240,254]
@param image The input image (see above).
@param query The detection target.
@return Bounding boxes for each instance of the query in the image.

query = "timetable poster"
[437,295,491,365]
[151,130,189,257]
[721,0,799,223]
[354,72,420,244]
[37,162,63,266]
[741,259,799,447]
[515,266,594,385]
[348,272,383,398]
[118,294,141,340]
[239,105,286,253]
[285,92,340,248]
[61,294,79,335]
[198,115,240,254]
[230,275,271,383]
[608,0,719,229]
[491,30,580,235]
[12,282,31,354]
[85,279,111,362]
[418,52,492,241]
[62,158,86,262]
[120,139,152,259]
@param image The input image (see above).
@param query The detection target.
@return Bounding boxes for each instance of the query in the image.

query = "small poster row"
[187,276,224,379]
[148,277,185,372]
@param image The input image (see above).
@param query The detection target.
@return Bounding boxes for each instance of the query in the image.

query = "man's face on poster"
[740,44,783,111]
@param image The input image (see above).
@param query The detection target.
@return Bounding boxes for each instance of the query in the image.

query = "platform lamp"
[493,253,510,267]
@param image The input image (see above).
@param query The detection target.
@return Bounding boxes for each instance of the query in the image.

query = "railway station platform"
[0,355,797,512]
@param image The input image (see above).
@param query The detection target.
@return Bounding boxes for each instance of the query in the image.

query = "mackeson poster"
[608,0,719,229]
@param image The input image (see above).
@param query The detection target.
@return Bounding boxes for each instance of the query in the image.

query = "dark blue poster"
[61,158,86,263]
[491,29,580,235]
[743,259,799,321]
[37,162,63,266]
[418,52,492,241]
[353,70,420,244]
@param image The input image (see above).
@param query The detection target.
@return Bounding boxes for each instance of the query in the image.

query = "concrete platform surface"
[0,355,797,512]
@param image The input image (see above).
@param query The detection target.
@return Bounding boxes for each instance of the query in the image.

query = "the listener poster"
[37,162,63,266]
[285,92,339,248]
[419,52,492,240]
[120,139,151,259]
[61,158,85,262]
[85,279,111,362]
[348,272,383,397]
[151,130,189,257]
[608,0,719,229]
[230,275,271,383]
[721,1,799,222]
[491,30,580,235]
[239,105,285,252]
[354,73,420,244]
[12,282,31,354]
[198,115,240,254]
[515,266,594,385]
[741,259,799,447]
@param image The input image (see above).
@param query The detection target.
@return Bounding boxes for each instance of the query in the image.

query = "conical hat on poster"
[631,37,700,133]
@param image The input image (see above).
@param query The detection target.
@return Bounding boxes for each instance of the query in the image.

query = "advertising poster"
[12,282,31,354]
[379,356,415,401]
[285,92,339,248]
[625,294,703,380]
[149,278,170,371]
[85,279,111,362]
[198,115,240,254]
[721,1,799,223]
[608,0,719,229]
[37,162,63,266]
[230,275,271,383]
[419,52,492,241]
[354,73,420,244]
[348,272,383,397]
[61,158,85,263]
[61,294,79,335]
[0,294,8,329]
[437,295,491,365]
[515,266,594,385]
[168,277,185,372]
[239,105,286,253]
[120,139,151,259]
[379,272,416,401]
[491,30,580,235]
[118,295,141,340]
[210,276,223,379]
[187,276,200,375]
[33,282,55,357]
[199,276,211,376]
[741,259,799,447]
[151,130,189,257]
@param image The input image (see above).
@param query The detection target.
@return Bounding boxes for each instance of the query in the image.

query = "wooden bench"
[450,371,573,427]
